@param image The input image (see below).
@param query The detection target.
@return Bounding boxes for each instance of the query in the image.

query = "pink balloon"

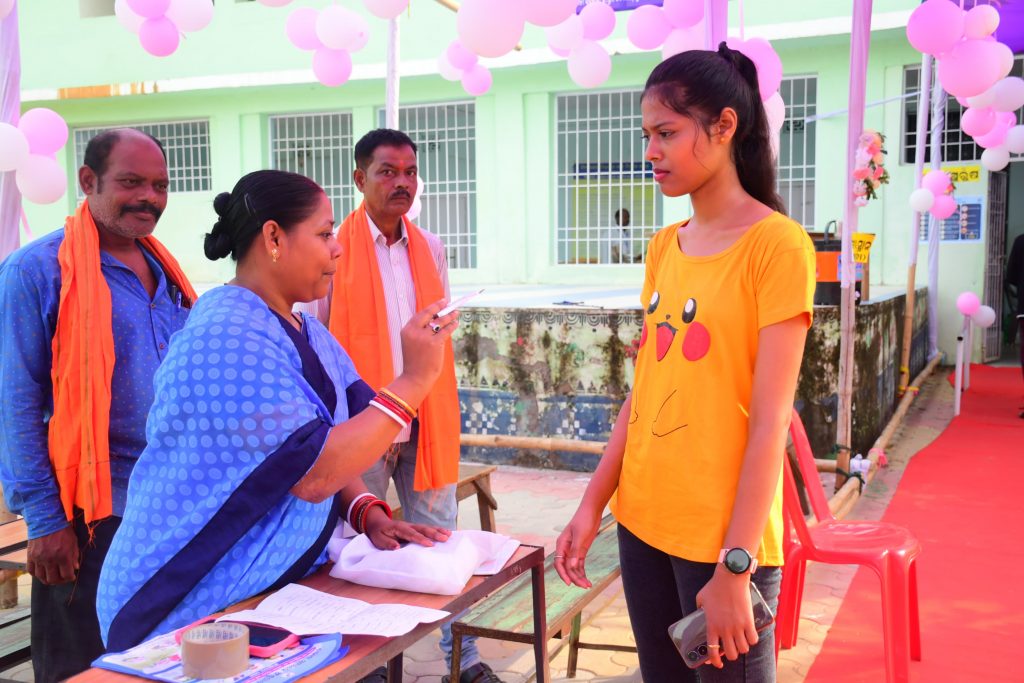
[15,155,68,205]
[906,0,965,56]
[661,24,703,61]
[729,37,783,101]
[974,113,1012,148]
[139,16,180,57]
[568,40,611,89]
[166,0,213,33]
[447,41,477,71]
[312,48,352,87]
[937,39,1006,98]
[956,291,980,316]
[550,44,570,58]
[930,193,957,220]
[961,106,996,137]
[921,170,952,195]
[521,0,576,27]
[362,0,409,20]
[128,0,171,19]
[457,0,525,59]
[286,7,321,51]
[964,4,999,40]
[18,108,69,157]
[663,0,704,29]
[628,5,671,51]
[579,2,615,41]
[461,64,493,96]
[547,15,585,52]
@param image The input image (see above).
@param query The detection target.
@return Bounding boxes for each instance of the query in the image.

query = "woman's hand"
[696,567,758,669]
[393,300,459,404]
[364,510,452,551]
[553,506,602,588]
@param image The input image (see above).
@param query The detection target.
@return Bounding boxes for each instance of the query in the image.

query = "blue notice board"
[918,195,984,243]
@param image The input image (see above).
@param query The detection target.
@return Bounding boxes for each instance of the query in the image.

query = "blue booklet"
[93,632,347,682]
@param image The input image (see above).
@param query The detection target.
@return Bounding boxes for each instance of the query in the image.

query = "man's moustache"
[121,205,162,219]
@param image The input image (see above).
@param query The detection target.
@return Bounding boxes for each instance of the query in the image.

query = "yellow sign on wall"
[923,165,982,184]
[851,232,875,263]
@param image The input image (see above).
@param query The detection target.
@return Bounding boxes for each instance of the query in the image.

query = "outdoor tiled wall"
[455,288,929,470]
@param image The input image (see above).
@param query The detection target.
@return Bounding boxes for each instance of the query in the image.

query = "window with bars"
[902,65,984,164]
[556,90,660,265]
[73,120,212,198]
[378,102,478,269]
[269,112,355,222]
[778,75,817,229]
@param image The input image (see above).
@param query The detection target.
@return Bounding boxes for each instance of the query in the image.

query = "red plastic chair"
[776,410,921,683]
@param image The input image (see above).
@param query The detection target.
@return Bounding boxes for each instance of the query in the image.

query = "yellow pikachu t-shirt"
[610,212,815,567]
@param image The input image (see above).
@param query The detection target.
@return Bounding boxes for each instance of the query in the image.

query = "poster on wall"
[919,195,985,242]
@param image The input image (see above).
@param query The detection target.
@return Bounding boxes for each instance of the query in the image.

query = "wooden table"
[71,544,549,683]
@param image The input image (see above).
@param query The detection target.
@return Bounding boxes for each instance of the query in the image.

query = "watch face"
[724,548,752,574]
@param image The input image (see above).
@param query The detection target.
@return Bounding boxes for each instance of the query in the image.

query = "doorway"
[994,163,1024,365]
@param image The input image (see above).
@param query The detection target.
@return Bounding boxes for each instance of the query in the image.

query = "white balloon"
[981,146,1010,172]
[166,0,213,33]
[522,0,576,27]
[990,77,1024,113]
[661,24,703,61]
[964,4,1000,40]
[567,40,612,89]
[406,197,423,221]
[437,51,462,82]
[0,122,29,172]
[764,91,785,132]
[114,0,146,33]
[457,0,525,59]
[971,305,996,328]
[362,0,409,21]
[966,87,995,110]
[256,0,293,6]
[1006,125,1024,155]
[15,155,67,205]
[316,5,366,51]
[909,187,935,213]
[0,0,14,21]
[546,15,584,53]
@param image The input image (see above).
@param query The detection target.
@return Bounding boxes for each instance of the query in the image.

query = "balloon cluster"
[906,0,1023,171]
[546,2,616,88]
[448,0,579,95]
[852,131,889,208]
[115,0,213,57]
[956,291,996,328]
[626,0,705,60]
[0,109,69,205]
[909,170,958,221]
[406,175,425,222]
[286,5,370,87]
[437,41,493,96]
[0,0,14,21]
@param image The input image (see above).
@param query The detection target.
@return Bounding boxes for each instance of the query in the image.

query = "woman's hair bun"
[213,191,232,217]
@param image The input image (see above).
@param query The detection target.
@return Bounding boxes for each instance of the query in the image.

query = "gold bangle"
[379,388,416,419]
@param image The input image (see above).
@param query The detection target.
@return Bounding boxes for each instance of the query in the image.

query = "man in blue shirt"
[0,129,192,681]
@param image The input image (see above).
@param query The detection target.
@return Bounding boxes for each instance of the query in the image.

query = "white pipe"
[385,17,400,129]
[964,320,973,390]
[953,316,966,417]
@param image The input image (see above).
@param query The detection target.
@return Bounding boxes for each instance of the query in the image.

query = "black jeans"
[31,514,121,683]
[617,523,781,683]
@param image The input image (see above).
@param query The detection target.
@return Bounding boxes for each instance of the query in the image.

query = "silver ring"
[430,323,441,333]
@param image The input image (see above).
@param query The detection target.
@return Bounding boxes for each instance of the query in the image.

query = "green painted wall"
[16,0,1002,361]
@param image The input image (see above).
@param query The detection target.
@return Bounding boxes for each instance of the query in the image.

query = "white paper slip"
[217,583,449,638]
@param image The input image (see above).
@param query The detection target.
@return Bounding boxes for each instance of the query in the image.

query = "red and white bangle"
[346,493,375,529]
[369,397,411,428]
[349,496,393,534]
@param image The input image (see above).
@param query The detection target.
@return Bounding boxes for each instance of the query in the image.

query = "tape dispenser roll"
[180,622,250,679]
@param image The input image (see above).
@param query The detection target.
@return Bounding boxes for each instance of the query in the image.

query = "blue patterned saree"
[98,285,374,650]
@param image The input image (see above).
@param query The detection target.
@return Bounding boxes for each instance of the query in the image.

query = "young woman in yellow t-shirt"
[555,44,816,682]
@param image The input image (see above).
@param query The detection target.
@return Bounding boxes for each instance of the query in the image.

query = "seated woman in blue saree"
[97,170,458,650]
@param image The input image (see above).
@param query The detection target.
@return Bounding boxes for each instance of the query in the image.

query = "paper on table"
[218,584,449,638]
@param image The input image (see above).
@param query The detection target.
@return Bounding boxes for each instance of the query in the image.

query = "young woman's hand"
[364,511,452,551]
[553,506,602,588]
[696,567,758,668]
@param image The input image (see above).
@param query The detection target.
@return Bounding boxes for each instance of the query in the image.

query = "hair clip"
[243,193,257,217]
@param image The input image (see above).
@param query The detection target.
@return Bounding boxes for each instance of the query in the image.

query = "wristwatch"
[718,547,758,575]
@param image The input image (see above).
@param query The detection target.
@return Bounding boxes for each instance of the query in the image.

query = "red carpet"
[804,365,1024,682]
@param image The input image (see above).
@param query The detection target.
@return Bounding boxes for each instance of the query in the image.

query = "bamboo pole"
[827,354,941,517]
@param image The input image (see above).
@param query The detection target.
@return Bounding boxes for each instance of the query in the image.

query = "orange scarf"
[329,203,460,492]
[49,200,197,525]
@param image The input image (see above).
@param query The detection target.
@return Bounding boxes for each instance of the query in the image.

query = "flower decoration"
[852,130,889,207]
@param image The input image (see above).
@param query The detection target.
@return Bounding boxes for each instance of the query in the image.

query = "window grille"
[269,112,355,222]
[902,65,983,164]
[379,102,478,269]
[73,120,212,197]
[556,90,661,265]
[778,75,817,229]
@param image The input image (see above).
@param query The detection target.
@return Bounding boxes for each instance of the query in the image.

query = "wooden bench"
[449,514,636,681]
[0,519,29,676]
[0,519,27,572]
[386,462,498,532]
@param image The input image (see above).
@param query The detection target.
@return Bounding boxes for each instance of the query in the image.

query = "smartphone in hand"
[667,582,775,669]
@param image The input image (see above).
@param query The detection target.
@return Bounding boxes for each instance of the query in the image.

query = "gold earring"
[271,248,279,263]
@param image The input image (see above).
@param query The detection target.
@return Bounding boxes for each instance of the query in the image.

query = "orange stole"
[329,204,460,491]
[49,200,197,525]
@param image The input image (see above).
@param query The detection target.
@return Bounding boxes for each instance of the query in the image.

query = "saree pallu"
[97,285,372,650]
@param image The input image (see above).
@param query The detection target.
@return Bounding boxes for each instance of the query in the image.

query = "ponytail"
[643,43,786,215]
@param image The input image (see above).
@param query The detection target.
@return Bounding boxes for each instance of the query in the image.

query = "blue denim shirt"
[0,229,190,539]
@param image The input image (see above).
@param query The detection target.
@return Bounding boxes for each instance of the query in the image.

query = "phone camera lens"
[697,644,708,656]
[686,650,699,662]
